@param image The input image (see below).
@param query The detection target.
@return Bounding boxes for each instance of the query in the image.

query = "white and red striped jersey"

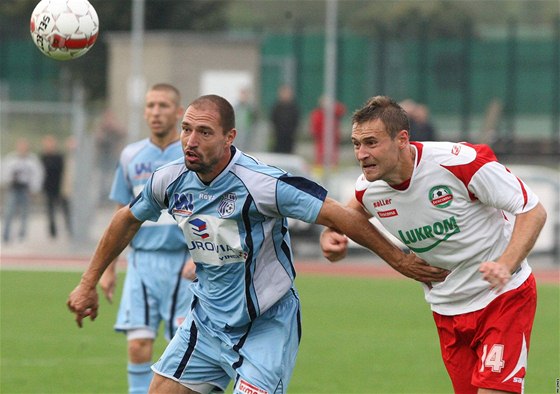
[355,141,539,315]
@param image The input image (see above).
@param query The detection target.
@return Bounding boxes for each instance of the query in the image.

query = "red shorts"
[433,274,537,394]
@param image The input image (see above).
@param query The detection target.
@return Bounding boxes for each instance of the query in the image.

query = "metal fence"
[260,17,560,155]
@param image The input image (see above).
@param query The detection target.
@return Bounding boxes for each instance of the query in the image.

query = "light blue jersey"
[110,138,186,251]
[109,138,192,339]
[130,147,327,330]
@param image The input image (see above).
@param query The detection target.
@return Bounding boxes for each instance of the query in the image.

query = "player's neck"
[197,147,233,185]
[150,131,180,150]
[387,144,415,186]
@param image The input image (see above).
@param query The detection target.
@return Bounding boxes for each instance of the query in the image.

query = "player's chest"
[128,149,181,182]
[364,175,471,228]
[169,180,250,223]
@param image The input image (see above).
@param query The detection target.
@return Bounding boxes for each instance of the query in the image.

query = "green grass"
[1,271,558,393]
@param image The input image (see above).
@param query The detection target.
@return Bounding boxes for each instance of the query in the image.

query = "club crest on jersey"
[429,185,453,208]
[218,193,236,218]
[173,193,194,216]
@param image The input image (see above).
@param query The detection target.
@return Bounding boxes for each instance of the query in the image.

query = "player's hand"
[395,253,449,286]
[320,228,349,262]
[182,259,197,281]
[67,283,99,328]
[99,270,116,303]
[479,261,511,292]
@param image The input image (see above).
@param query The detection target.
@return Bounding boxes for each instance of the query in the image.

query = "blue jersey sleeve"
[109,163,133,205]
[129,175,164,222]
[276,175,327,223]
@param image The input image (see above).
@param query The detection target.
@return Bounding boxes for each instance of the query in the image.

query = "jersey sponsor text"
[397,216,460,252]
[237,378,268,394]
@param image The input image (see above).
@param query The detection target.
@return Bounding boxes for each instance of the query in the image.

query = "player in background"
[68,94,448,394]
[320,96,547,394]
[98,83,195,394]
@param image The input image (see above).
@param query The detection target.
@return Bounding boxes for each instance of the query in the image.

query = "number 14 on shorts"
[480,344,505,373]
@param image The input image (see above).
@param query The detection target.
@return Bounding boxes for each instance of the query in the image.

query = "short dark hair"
[189,94,235,133]
[352,96,409,139]
[149,83,181,106]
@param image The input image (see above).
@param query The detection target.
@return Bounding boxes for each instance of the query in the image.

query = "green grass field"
[1,270,558,393]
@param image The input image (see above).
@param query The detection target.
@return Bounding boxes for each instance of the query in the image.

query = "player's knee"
[128,337,154,363]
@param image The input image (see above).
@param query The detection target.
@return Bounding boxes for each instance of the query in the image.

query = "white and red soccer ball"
[30,0,99,61]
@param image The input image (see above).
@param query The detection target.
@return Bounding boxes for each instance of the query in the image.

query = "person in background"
[321,95,546,394]
[399,99,438,141]
[68,94,447,394]
[95,109,126,204]
[233,87,257,151]
[309,94,346,168]
[60,135,77,235]
[98,83,195,394]
[1,138,44,243]
[270,84,300,154]
[40,134,71,238]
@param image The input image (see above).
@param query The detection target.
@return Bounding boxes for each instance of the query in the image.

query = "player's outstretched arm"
[480,202,547,291]
[99,204,126,303]
[67,206,143,327]
[316,197,449,284]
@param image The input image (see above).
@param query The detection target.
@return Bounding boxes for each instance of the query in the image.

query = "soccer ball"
[30,0,99,61]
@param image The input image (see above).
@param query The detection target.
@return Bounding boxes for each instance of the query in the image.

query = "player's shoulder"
[149,157,185,187]
[120,138,150,161]
[354,173,371,191]
[235,151,288,178]
[153,157,185,176]
[417,141,497,167]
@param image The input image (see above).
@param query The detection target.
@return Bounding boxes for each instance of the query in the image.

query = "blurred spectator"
[95,109,126,202]
[399,99,438,141]
[412,104,438,141]
[40,134,71,238]
[309,95,346,167]
[270,85,300,154]
[1,138,44,243]
[61,136,76,208]
[234,87,257,151]
[399,99,419,132]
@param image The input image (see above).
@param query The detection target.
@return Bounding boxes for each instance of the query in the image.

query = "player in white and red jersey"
[320,96,547,394]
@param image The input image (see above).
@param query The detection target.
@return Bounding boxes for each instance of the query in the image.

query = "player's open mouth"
[185,151,199,162]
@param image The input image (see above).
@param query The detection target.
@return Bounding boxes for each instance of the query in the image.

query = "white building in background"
[106,32,261,136]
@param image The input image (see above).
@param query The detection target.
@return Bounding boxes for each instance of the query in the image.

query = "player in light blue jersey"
[98,83,194,394]
[68,95,448,394]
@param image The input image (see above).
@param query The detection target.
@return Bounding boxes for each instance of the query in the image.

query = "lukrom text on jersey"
[397,216,460,251]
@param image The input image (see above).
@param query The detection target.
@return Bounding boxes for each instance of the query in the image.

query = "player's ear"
[397,129,409,148]
[226,128,237,145]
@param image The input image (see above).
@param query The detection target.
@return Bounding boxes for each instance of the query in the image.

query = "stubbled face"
[144,89,182,138]
[351,118,408,184]
[180,103,236,183]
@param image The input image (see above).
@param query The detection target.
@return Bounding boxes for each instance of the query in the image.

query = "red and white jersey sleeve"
[355,141,539,315]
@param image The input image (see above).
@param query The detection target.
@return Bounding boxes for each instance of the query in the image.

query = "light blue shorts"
[151,289,301,394]
[115,249,193,340]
